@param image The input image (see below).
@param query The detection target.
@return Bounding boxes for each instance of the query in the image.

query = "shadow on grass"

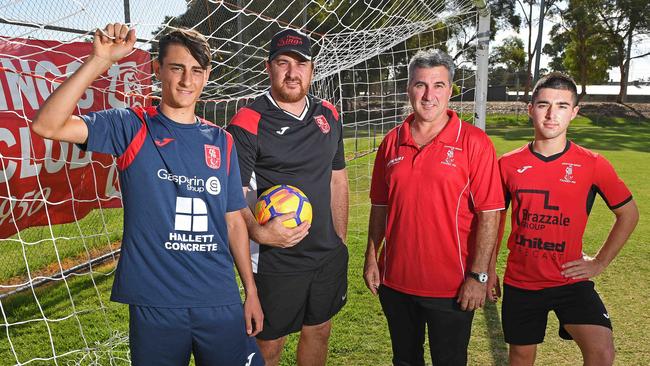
[578,103,650,126]
[483,301,508,365]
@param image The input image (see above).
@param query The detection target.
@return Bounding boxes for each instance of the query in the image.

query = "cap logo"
[277,35,304,47]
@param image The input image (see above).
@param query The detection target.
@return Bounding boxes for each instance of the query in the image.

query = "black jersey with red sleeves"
[499,141,632,290]
[226,92,345,274]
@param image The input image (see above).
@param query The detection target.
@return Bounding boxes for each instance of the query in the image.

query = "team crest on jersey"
[314,115,330,134]
[560,162,580,184]
[204,145,221,169]
[441,145,462,167]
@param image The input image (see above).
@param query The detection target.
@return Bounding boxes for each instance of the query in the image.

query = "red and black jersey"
[226,92,345,274]
[500,141,632,290]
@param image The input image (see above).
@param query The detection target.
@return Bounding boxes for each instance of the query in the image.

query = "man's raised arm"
[31,23,136,144]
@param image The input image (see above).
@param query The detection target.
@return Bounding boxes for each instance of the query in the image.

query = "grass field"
[0,113,648,365]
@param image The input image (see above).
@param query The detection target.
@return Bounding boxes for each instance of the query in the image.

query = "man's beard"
[273,78,308,103]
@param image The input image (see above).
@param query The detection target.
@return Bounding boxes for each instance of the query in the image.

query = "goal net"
[0,0,488,364]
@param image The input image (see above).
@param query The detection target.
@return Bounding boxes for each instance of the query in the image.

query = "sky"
[494,3,650,83]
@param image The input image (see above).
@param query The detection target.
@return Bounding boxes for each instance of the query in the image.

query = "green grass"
[1,114,649,365]
[0,208,123,282]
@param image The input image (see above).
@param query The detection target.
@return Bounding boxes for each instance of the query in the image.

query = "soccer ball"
[254,185,313,228]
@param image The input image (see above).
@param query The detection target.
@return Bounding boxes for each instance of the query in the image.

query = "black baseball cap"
[268,29,312,61]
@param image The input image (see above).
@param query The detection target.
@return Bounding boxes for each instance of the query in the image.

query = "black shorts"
[254,245,348,340]
[502,281,612,345]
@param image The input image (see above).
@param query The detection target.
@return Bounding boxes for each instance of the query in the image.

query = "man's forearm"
[471,210,500,272]
[227,211,257,294]
[366,205,387,259]
[331,169,349,242]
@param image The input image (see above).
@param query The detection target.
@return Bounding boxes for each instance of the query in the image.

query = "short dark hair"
[158,28,211,69]
[408,49,455,85]
[531,72,578,106]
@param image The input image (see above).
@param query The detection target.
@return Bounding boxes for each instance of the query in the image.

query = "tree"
[489,36,527,89]
[544,0,612,100]
[595,0,650,103]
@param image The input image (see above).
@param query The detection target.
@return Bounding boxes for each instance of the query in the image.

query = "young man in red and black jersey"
[493,72,639,365]
[226,29,349,366]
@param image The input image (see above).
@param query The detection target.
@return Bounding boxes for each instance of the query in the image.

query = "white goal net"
[0,0,488,364]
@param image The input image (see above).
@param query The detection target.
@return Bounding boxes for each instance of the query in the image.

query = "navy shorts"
[128,304,263,366]
[502,281,612,345]
[254,244,348,340]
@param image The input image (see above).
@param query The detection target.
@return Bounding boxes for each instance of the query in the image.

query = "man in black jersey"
[227,29,349,366]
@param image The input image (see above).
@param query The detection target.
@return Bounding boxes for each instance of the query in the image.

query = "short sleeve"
[80,108,142,156]
[226,109,259,188]
[594,155,632,209]
[468,132,505,212]
[225,139,247,212]
[332,118,346,170]
[369,138,389,205]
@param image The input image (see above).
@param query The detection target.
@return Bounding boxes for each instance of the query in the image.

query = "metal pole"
[533,0,545,84]
[473,0,490,131]
[124,0,131,24]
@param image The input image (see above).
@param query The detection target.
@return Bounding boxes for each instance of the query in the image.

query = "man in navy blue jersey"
[227,29,349,366]
[31,23,263,366]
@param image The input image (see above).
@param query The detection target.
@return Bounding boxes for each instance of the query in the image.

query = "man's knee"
[301,321,332,342]
[509,344,537,366]
[581,342,615,366]
[257,337,286,363]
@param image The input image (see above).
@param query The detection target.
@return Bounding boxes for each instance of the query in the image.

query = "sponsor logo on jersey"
[560,162,581,184]
[165,197,219,252]
[276,126,290,135]
[441,145,462,167]
[515,234,566,252]
[519,208,571,230]
[204,145,221,169]
[386,156,404,168]
[157,169,221,195]
[154,137,175,147]
[517,165,533,173]
[314,115,330,133]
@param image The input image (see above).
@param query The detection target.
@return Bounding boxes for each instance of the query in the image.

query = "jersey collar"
[264,91,310,121]
[397,109,462,148]
[528,140,572,162]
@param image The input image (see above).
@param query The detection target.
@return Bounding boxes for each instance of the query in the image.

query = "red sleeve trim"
[225,131,233,176]
[321,100,339,121]
[117,107,148,171]
[229,107,260,135]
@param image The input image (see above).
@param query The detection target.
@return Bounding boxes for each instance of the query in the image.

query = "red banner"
[0,38,152,239]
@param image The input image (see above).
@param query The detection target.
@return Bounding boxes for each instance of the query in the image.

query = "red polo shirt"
[370,110,504,297]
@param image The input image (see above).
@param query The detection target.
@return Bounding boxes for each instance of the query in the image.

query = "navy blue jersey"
[81,106,247,307]
[227,92,345,274]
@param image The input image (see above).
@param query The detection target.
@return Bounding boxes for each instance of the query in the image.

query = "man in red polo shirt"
[494,72,639,365]
[363,49,504,365]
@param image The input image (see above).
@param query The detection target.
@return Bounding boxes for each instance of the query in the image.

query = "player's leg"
[555,281,614,366]
[128,305,192,366]
[300,245,348,366]
[378,285,426,366]
[420,297,474,366]
[254,270,313,365]
[190,304,264,366]
[297,320,331,366]
[502,284,549,366]
[509,344,538,366]
[563,325,614,366]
